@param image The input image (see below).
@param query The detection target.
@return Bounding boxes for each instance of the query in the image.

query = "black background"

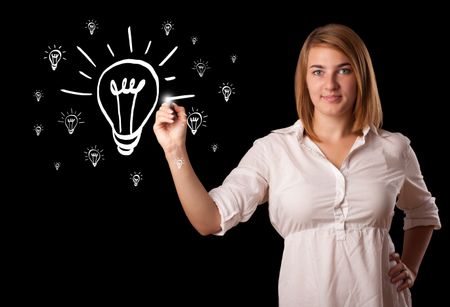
[20,3,448,306]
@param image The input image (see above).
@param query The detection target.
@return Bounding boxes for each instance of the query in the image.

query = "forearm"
[165,145,221,236]
[401,225,434,276]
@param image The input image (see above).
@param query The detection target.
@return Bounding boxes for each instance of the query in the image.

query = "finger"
[388,262,405,277]
[397,278,412,292]
[391,268,409,283]
[389,253,400,262]
[155,111,175,124]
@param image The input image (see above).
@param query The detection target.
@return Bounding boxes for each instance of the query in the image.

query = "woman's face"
[306,46,357,119]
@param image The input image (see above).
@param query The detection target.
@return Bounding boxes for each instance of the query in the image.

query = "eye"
[339,68,351,74]
[312,70,323,76]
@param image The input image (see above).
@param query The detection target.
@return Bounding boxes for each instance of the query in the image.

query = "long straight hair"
[294,24,383,141]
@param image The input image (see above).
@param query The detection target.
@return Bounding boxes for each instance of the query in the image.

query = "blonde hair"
[294,24,382,141]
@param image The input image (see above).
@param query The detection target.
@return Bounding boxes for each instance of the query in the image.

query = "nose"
[324,73,339,91]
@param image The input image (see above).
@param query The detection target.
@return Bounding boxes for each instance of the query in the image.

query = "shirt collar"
[271,119,379,140]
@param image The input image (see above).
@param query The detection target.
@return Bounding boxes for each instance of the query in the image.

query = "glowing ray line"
[145,41,152,54]
[79,71,92,79]
[107,44,115,57]
[60,89,93,96]
[166,94,195,101]
[77,46,96,67]
[128,26,133,53]
[159,46,178,66]
[165,76,176,81]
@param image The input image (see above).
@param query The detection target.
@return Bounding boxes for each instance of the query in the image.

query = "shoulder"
[372,128,412,160]
[253,120,301,149]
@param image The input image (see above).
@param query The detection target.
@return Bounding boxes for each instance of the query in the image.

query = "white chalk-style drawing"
[191,36,198,45]
[58,109,85,135]
[218,82,236,102]
[211,143,219,152]
[187,107,207,135]
[33,124,44,136]
[230,54,237,63]
[175,157,184,169]
[86,19,99,35]
[44,45,66,71]
[84,145,104,167]
[130,171,143,186]
[33,90,44,102]
[61,26,195,156]
[161,20,174,36]
[54,162,61,170]
[192,59,210,77]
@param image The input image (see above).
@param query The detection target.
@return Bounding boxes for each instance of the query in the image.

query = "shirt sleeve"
[209,139,269,235]
[396,143,441,230]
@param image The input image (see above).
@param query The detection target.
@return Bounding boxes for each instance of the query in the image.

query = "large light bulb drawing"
[187,108,207,135]
[97,59,157,155]
[44,45,66,71]
[61,26,195,156]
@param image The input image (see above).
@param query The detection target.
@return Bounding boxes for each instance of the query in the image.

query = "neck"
[313,113,354,143]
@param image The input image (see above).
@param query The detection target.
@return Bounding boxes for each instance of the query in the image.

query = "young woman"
[153,23,441,306]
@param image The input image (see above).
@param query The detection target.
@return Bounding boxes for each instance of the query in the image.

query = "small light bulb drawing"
[219,82,236,102]
[211,143,219,152]
[84,145,104,167]
[230,54,237,63]
[175,157,184,169]
[61,26,195,156]
[187,107,207,135]
[58,109,85,135]
[33,124,44,136]
[162,21,174,36]
[86,19,99,35]
[33,90,44,102]
[54,162,61,170]
[191,36,198,45]
[130,171,143,187]
[192,59,210,77]
[44,45,66,71]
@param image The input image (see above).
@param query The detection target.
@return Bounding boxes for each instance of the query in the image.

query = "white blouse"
[209,120,441,307]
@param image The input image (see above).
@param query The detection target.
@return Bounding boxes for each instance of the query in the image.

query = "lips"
[321,95,341,103]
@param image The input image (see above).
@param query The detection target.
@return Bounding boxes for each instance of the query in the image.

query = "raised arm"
[153,102,221,235]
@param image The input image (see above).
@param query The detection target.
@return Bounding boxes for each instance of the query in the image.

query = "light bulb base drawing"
[112,127,143,156]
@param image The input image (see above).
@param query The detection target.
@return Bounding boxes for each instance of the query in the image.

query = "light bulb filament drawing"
[110,77,146,133]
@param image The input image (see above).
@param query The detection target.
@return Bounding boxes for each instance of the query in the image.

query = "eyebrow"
[309,63,352,69]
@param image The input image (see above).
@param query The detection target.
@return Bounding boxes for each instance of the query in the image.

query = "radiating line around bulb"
[77,46,96,67]
[166,94,195,101]
[107,44,115,57]
[60,89,93,96]
[159,46,178,66]
[79,71,92,79]
[128,26,133,53]
[145,41,152,54]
